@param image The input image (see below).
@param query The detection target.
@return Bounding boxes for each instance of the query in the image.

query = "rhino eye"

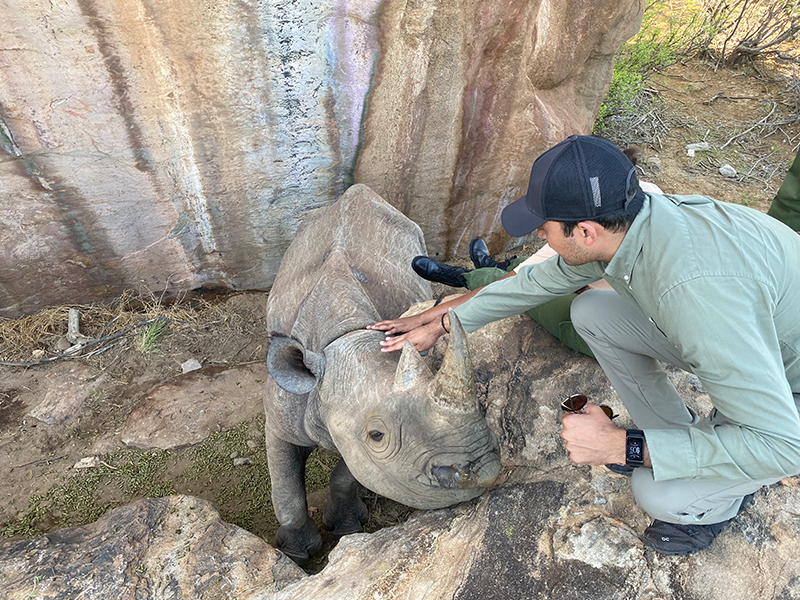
[368,430,384,442]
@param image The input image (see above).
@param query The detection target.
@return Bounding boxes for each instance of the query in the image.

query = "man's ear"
[577,221,601,246]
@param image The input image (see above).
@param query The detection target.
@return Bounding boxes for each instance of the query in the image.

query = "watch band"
[625,429,646,467]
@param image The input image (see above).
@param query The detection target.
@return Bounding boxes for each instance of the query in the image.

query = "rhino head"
[297,310,501,509]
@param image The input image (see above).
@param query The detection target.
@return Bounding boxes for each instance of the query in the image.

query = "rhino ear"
[392,341,434,392]
[267,335,326,395]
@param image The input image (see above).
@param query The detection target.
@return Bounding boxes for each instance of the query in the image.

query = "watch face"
[628,442,642,459]
[626,431,645,466]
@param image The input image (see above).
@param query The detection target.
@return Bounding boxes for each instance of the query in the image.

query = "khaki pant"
[571,289,788,524]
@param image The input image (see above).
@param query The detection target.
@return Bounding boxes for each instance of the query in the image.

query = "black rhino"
[265,184,501,562]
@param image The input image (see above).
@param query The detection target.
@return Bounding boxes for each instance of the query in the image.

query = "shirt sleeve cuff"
[643,428,698,480]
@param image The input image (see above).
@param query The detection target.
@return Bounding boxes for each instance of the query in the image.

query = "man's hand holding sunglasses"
[560,394,651,468]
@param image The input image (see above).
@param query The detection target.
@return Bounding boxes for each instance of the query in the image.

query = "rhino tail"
[267,334,326,395]
[429,310,479,413]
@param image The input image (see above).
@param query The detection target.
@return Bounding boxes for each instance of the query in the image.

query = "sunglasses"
[561,394,616,419]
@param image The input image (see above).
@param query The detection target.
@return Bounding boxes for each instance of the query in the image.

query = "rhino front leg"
[266,431,322,563]
[322,459,368,535]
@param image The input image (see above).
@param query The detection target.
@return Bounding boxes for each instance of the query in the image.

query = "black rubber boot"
[411,256,469,288]
[469,238,516,270]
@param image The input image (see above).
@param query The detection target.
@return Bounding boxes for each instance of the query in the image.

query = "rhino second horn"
[430,310,479,413]
[393,341,435,392]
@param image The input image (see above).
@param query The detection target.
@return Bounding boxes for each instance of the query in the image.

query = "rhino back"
[267,184,431,353]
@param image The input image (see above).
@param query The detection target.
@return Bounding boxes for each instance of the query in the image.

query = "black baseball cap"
[501,135,644,237]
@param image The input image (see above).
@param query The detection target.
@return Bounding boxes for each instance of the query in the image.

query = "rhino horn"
[393,341,435,392]
[430,310,479,413]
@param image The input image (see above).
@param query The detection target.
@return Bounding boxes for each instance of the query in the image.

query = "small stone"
[686,141,710,152]
[719,164,737,178]
[687,148,695,157]
[645,156,662,169]
[55,336,72,351]
[233,457,253,466]
[230,451,239,459]
[32,349,45,359]
[73,456,102,469]
[246,440,258,449]
[687,375,705,392]
[181,358,202,373]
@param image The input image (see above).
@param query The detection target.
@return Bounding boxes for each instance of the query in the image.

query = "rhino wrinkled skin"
[264,184,500,562]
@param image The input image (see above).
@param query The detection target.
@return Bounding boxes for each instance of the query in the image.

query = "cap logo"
[590,176,602,208]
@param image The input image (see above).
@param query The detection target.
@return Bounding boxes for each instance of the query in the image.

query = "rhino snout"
[431,465,461,488]
[431,454,500,490]
[431,462,495,489]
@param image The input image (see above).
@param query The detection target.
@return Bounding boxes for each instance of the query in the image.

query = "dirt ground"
[1,58,798,572]
[606,60,799,210]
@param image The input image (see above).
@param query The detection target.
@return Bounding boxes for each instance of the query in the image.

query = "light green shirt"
[454,194,800,481]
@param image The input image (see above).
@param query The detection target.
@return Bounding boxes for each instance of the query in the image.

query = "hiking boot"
[605,463,634,476]
[411,256,469,288]
[469,238,497,269]
[643,493,755,555]
[468,238,516,270]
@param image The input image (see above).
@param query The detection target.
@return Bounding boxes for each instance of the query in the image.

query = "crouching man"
[373,135,800,555]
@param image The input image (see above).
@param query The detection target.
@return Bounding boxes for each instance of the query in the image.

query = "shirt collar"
[603,195,651,282]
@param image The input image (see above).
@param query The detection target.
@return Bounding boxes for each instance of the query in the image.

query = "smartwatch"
[625,429,646,468]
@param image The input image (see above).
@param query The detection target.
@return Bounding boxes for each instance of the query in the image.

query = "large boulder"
[355,0,645,258]
[0,0,643,316]
[0,495,305,600]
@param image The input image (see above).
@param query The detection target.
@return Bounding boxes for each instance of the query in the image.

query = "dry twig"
[0,319,169,367]
[721,101,779,148]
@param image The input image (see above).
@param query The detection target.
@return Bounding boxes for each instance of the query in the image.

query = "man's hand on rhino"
[369,289,482,341]
[367,312,429,335]
[378,320,444,353]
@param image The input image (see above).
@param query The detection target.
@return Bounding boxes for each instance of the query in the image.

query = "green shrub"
[595,0,799,132]
[596,0,705,130]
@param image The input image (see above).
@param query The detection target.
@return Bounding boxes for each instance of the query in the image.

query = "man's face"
[536,221,594,266]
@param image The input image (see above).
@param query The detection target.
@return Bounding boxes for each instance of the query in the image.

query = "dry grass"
[0,290,244,366]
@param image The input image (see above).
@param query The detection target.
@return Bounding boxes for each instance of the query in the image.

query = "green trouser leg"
[768,148,800,232]
[462,266,512,289]
[462,263,595,358]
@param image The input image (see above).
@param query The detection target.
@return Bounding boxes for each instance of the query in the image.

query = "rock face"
[0,0,643,316]
[0,495,306,600]
[25,363,107,426]
[3,312,800,599]
[355,0,645,258]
